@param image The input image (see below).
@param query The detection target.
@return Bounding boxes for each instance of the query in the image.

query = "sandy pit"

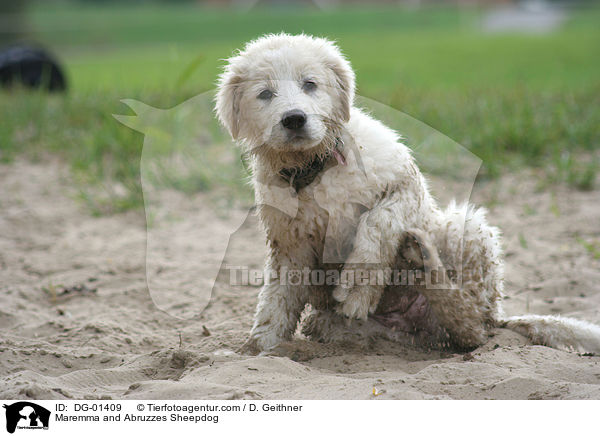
[1,159,599,400]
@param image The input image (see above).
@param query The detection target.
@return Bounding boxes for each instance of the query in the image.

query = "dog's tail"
[500,314,600,354]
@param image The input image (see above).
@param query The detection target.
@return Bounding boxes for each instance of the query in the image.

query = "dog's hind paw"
[399,228,441,271]
[333,284,380,320]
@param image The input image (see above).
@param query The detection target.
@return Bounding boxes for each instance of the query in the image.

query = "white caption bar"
[0,400,595,436]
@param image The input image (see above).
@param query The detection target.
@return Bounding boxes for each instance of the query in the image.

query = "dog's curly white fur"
[216,33,600,355]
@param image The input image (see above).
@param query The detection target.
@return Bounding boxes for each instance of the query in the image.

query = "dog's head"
[215,33,355,164]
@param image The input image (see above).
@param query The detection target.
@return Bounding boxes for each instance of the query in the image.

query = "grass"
[576,237,600,260]
[518,232,528,250]
[1,2,599,212]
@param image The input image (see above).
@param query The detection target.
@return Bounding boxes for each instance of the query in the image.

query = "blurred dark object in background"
[0,45,67,92]
[0,0,65,91]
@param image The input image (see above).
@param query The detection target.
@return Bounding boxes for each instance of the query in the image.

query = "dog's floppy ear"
[215,69,243,140]
[327,48,355,123]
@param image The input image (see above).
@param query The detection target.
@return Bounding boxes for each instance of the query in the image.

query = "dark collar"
[279,138,344,193]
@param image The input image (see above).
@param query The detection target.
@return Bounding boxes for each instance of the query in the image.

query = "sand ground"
[1,159,599,400]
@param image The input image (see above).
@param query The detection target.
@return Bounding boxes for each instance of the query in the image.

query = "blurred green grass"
[1,3,599,213]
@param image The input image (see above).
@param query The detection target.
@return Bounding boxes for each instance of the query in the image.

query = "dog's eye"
[258,89,274,100]
[302,80,317,92]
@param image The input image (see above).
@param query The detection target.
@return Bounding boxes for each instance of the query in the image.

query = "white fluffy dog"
[216,33,600,355]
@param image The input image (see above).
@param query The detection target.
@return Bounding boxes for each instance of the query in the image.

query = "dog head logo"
[3,402,50,434]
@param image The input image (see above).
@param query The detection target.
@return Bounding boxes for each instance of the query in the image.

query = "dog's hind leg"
[397,229,487,349]
[400,203,504,349]
[427,202,600,353]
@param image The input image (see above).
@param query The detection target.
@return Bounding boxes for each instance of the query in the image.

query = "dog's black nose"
[281,109,307,130]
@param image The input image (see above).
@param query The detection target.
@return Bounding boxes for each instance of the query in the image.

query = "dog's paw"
[238,327,286,355]
[399,228,440,270]
[237,337,262,356]
[333,284,380,320]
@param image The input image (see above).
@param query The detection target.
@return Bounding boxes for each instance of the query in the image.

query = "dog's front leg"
[333,189,423,320]
[240,252,311,354]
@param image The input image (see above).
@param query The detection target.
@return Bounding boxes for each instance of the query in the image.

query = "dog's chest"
[305,189,364,259]
[259,160,377,263]
[259,185,365,263]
